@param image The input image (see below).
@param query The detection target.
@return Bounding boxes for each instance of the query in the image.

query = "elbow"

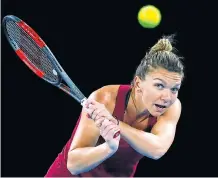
[149,147,167,160]
[151,153,163,160]
[67,152,82,175]
[67,161,80,175]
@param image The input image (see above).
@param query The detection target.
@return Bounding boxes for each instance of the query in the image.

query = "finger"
[85,99,93,106]
[102,123,116,136]
[100,119,111,131]
[103,125,120,141]
[96,108,112,120]
[92,108,111,122]
[92,108,104,121]
[86,103,95,109]
[94,109,105,122]
[85,99,99,109]
[94,112,103,122]
[105,116,117,124]
[95,117,106,127]
[87,99,100,106]
[87,103,105,112]
[100,122,115,137]
[88,107,106,121]
[100,120,117,135]
[101,120,120,139]
[85,107,96,118]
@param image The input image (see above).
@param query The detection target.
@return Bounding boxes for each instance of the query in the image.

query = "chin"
[150,112,161,117]
[150,110,165,117]
[150,105,167,117]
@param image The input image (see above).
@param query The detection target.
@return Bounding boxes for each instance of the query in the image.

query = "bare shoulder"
[89,84,120,102]
[162,98,182,123]
[88,85,120,113]
[69,85,120,151]
[171,98,182,110]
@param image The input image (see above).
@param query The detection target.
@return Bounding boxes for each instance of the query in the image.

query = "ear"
[133,76,143,93]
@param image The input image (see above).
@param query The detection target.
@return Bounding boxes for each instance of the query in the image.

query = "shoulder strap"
[112,85,131,120]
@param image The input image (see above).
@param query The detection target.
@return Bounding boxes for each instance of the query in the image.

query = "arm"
[67,89,118,175]
[119,99,182,159]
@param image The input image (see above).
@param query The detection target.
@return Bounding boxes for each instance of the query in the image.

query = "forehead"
[147,68,182,84]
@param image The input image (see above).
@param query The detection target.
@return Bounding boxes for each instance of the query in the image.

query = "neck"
[136,109,150,119]
[130,87,150,119]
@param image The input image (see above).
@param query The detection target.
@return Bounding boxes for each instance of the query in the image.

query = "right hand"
[98,118,121,152]
[83,99,120,151]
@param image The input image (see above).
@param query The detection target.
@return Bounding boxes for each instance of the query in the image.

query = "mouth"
[155,104,167,108]
[154,104,167,113]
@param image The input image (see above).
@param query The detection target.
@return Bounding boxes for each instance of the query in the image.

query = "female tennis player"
[45,34,184,177]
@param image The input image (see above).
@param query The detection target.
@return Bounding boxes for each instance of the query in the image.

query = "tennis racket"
[2,15,120,138]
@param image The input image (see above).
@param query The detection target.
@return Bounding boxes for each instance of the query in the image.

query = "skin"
[133,67,182,117]
[67,67,183,174]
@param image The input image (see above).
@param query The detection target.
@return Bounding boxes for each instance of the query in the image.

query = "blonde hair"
[149,37,173,54]
[132,34,184,83]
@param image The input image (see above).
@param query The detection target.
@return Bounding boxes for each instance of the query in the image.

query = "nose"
[161,89,171,103]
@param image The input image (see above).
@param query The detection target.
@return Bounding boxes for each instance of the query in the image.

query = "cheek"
[142,87,160,103]
[171,94,178,103]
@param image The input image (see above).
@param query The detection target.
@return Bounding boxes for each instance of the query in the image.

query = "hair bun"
[149,36,174,54]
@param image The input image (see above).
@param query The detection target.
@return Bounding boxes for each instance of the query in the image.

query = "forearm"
[119,121,163,159]
[67,143,115,175]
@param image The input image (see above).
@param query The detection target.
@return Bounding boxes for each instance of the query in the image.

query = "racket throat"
[81,98,87,106]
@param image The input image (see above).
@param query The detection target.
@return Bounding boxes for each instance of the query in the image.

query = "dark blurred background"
[1,0,217,177]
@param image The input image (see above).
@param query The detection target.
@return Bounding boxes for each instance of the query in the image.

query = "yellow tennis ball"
[138,5,161,28]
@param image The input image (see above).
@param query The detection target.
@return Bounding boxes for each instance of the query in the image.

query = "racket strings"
[6,20,59,83]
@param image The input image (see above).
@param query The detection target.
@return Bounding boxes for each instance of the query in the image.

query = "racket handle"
[80,98,87,107]
[81,98,90,113]
[113,131,120,138]
[81,98,120,139]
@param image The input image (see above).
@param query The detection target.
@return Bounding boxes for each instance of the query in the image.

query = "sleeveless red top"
[45,85,157,177]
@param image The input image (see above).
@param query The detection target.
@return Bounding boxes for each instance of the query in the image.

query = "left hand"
[84,99,118,127]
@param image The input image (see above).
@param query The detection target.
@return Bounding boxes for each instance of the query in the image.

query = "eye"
[171,88,179,93]
[155,83,164,90]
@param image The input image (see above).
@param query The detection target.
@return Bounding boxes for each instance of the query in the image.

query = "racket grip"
[81,97,120,139]
[80,98,90,113]
[113,130,120,138]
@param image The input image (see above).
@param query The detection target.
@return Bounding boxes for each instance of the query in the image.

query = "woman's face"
[134,67,182,117]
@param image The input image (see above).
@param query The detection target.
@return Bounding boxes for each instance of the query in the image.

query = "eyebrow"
[153,78,181,87]
[154,78,166,84]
